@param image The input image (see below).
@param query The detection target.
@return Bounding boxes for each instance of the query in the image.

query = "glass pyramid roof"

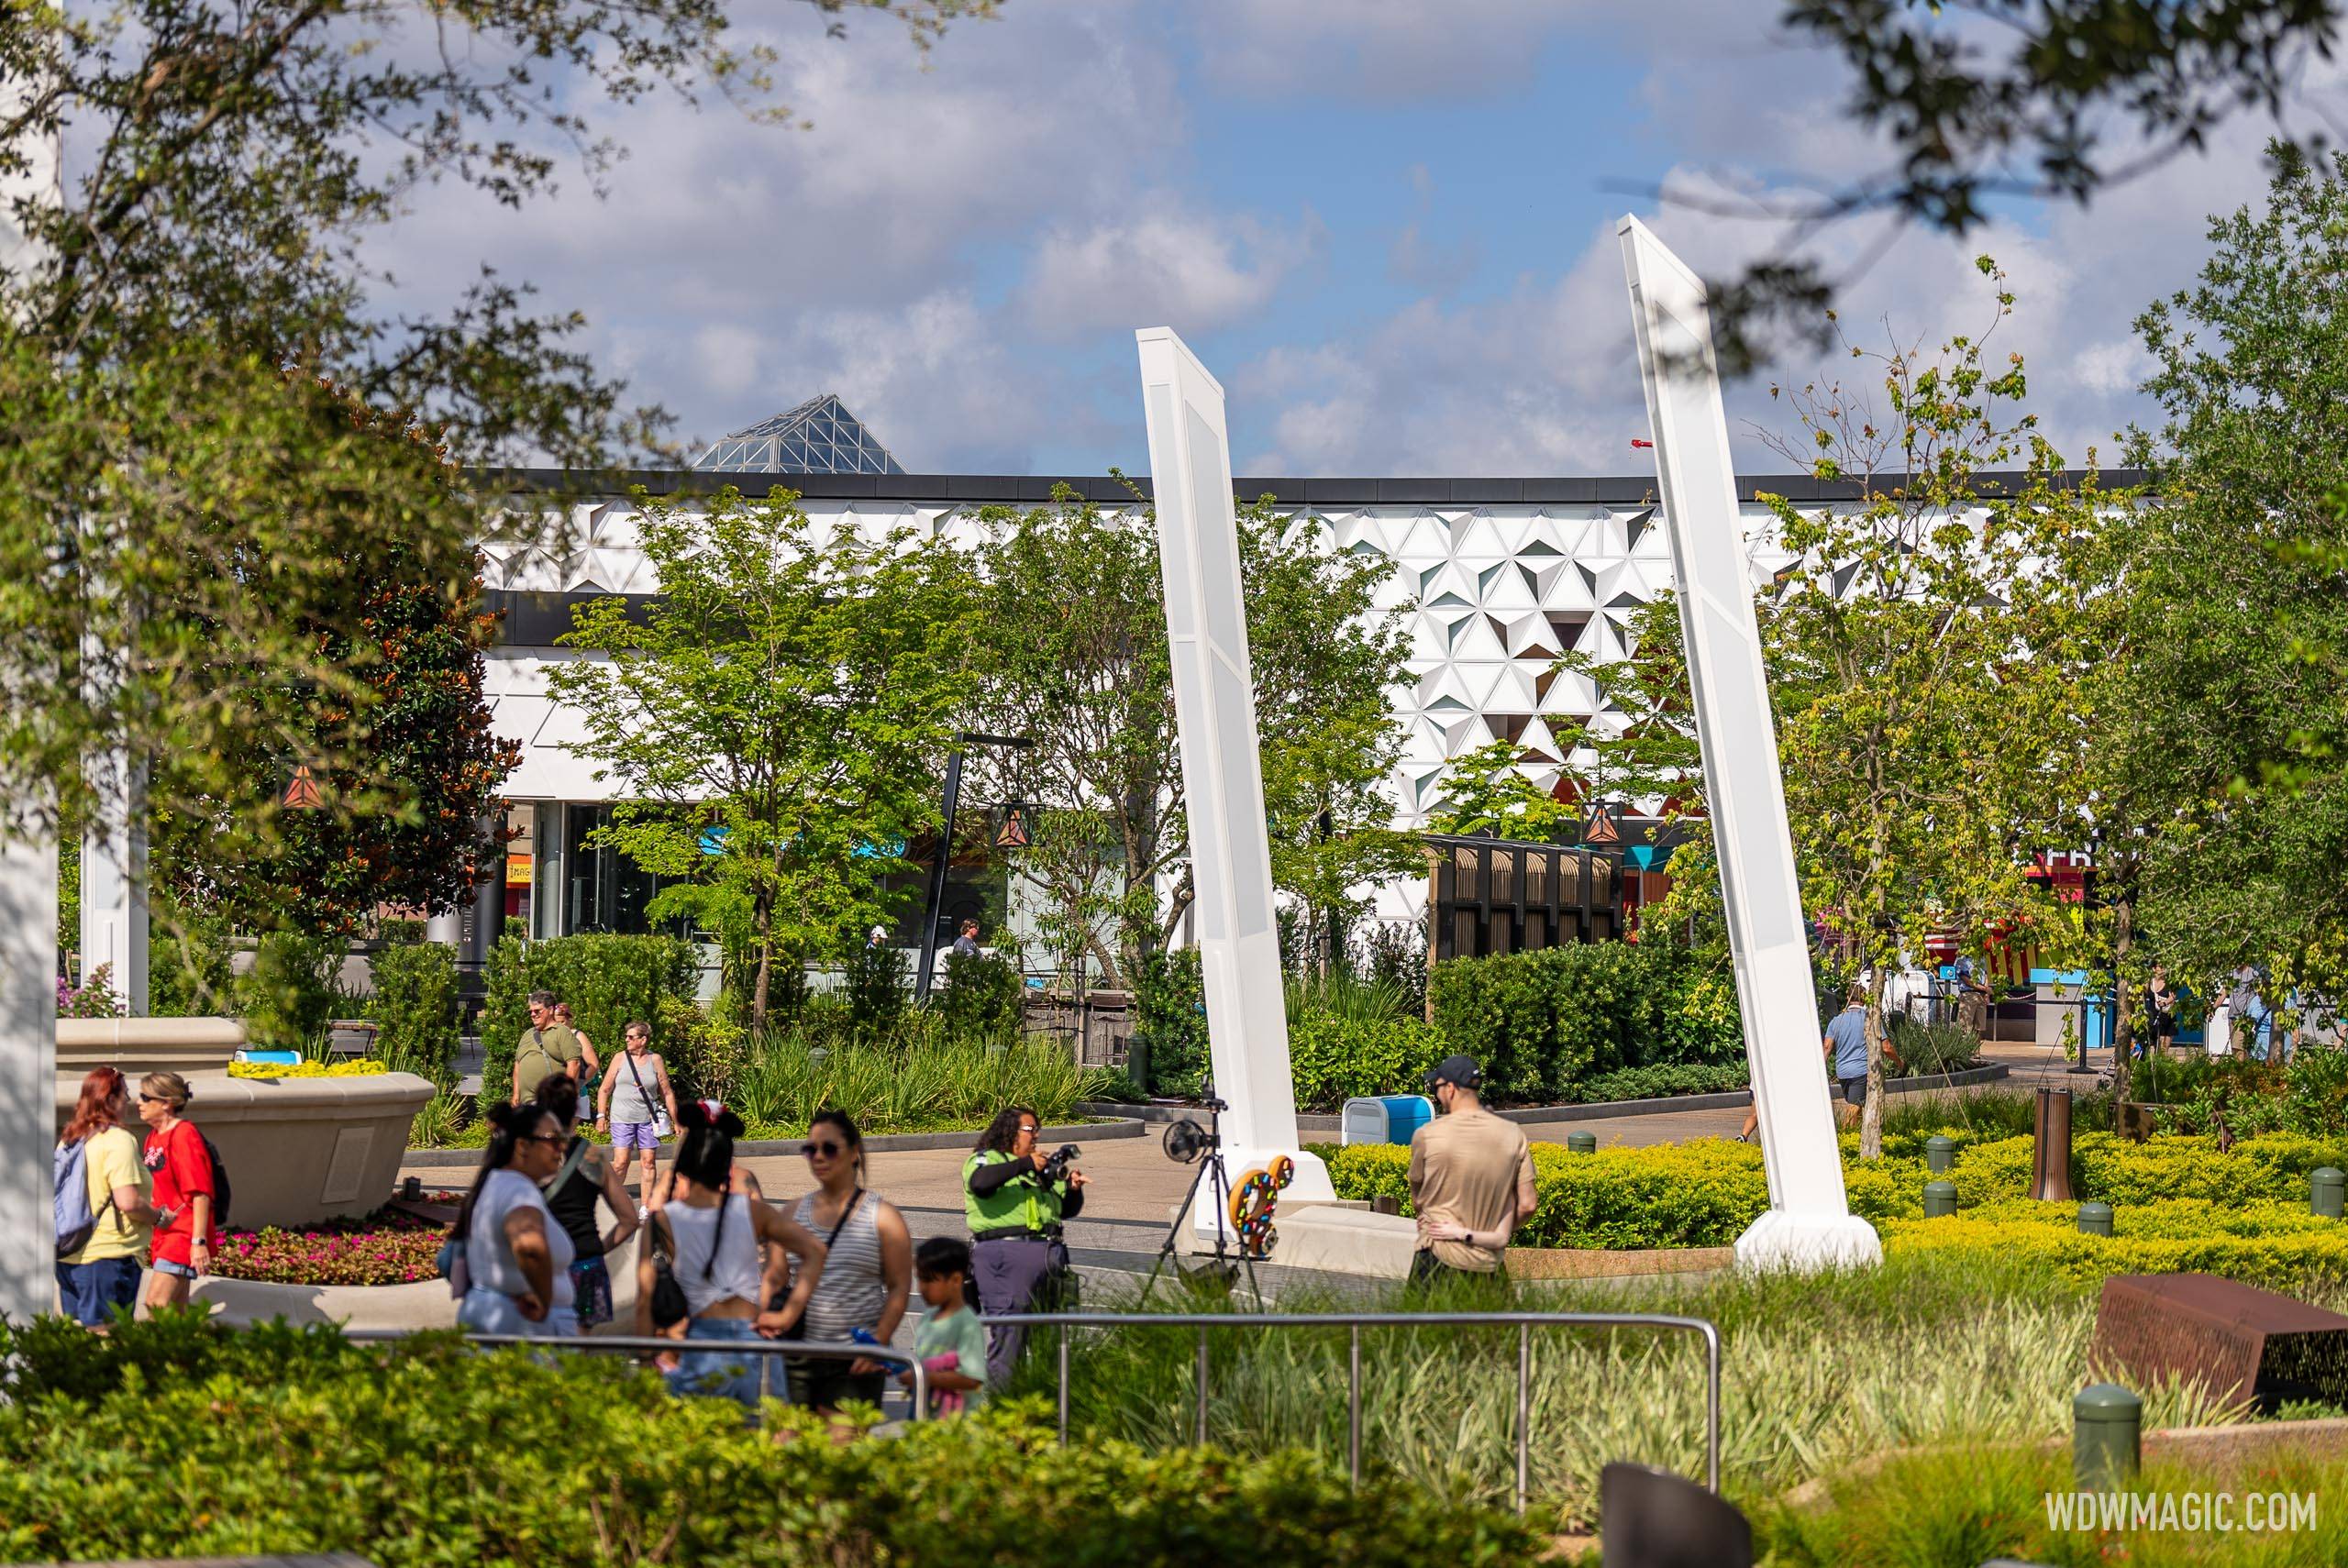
[692,393,906,475]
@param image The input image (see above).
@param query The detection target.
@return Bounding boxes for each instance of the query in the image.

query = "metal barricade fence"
[983,1309,1722,1514]
[339,1331,930,1419]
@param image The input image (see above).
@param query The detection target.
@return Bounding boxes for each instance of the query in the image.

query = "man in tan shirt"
[1407,1055,1537,1285]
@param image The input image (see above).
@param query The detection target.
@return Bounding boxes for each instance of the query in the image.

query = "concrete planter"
[187,1244,645,1332]
[57,1015,247,1077]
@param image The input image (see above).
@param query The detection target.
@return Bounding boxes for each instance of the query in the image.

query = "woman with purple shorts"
[597,1021,680,1211]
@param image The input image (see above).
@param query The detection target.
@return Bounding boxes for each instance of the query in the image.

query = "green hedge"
[0,1319,1537,1568]
[1288,1011,1447,1111]
[231,931,348,1049]
[363,936,460,1087]
[937,948,1024,1038]
[1425,942,1742,1104]
[480,933,698,1103]
[1326,1128,2348,1263]
[1132,948,1209,1096]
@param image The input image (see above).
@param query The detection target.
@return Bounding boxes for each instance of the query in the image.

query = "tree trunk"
[750,890,774,1029]
[1860,961,1887,1160]
[2110,893,2135,1109]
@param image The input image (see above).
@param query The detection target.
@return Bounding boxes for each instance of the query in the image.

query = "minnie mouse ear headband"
[679,1098,744,1135]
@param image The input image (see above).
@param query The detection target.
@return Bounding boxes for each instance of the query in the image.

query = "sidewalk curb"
[398,1117,1146,1169]
[1078,1062,2010,1134]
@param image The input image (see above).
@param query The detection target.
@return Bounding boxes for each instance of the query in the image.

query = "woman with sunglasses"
[450,1099,575,1334]
[137,1072,219,1312]
[783,1110,912,1416]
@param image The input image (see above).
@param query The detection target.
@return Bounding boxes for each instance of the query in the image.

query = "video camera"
[1038,1143,1081,1183]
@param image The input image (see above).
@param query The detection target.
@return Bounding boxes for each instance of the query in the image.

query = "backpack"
[53,1140,116,1255]
[198,1132,233,1229]
[166,1129,233,1231]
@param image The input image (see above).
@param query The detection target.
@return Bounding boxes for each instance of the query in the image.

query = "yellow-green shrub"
[1882,1198,2348,1291]
[1328,1128,2348,1264]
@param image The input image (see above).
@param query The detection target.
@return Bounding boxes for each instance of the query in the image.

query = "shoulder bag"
[772,1187,861,1334]
[623,1051,671,1139]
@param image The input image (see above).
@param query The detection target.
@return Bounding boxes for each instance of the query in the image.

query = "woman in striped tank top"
[785,1109,913,1415]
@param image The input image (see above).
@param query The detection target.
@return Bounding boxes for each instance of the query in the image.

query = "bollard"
[1125,1038,1149,1097]
[2074,1383,2141,1488]
[2031,1087,2076,1201]
[2077,1201,2114,1237]
[2314,1167,2345,1220]
[1567,1131,1598,1154]
[1924,1135,1956,1174]
[1922,1180,1957,1218]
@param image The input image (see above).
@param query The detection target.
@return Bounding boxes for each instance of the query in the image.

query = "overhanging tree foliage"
[1698,3,2346,366]
[0,0,991,917]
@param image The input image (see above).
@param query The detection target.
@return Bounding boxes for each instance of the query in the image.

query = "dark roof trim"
[481,467,2150,508]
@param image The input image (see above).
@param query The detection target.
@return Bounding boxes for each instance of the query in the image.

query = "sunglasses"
[138,1094,172,1106]
[803,1141,847,1158]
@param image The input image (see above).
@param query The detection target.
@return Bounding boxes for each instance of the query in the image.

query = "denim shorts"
[612,1121,662,1151]
[55,1257,142,1325]
[1840,1076,1867,1107]
[668,1317,766,1410]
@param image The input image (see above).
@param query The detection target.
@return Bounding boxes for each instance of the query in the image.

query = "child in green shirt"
[906,1236,987,1417]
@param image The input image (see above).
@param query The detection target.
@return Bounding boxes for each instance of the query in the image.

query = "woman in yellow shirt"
[55,1066,155,1327]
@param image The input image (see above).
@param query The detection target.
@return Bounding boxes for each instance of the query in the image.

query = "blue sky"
[375,1,2294,478]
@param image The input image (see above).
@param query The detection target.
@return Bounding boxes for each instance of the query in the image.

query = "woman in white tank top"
[638,1101,826,1410]
[787,1110,913,1415]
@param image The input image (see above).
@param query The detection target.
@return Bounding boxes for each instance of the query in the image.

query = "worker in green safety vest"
[963,1104,1086,1384]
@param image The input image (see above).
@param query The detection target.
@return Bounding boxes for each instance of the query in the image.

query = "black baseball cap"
[1425,1055,1482,1090]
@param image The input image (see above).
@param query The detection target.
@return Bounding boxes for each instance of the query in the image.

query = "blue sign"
[699,825,730,855]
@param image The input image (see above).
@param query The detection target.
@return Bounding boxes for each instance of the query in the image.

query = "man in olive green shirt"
[1407,1055,1537,1285]
[511,990,593,1102]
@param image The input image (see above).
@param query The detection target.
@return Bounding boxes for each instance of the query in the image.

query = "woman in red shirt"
[138,1071,219,1310]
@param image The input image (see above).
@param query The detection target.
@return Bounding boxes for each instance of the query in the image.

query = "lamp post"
[914,732,1033,1004]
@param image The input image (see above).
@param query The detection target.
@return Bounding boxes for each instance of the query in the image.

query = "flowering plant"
[227,1058,389,1080]
[208,1197,460,1287]
[58,965,126,1019]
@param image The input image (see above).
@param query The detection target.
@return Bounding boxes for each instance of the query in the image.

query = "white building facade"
[472,465,2126,956]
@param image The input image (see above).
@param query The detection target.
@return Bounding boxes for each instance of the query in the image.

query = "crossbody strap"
[540,1135,591,1196]
[623,1050,657,1111]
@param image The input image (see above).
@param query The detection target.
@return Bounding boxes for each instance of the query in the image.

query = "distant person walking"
[785,1110,913,1416]
[512,990,594,1103]
[1407,1055,1536,1287]
[905,1236,987,1417]
[54,1067,154,1327]
[452,1099,575,1335]
[1824,986,1869,1127]
[952,919,980,959]
[534,1075,639,1334]
[138,1072,220,1312]
[640,1101,827,1411]
[598,1021,680,1210]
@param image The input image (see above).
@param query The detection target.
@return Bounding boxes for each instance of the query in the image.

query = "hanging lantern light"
[282,764,325,810]
[993,801,1031,850]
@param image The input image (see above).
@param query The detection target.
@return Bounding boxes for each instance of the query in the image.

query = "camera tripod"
[1139,1088,1264,1307]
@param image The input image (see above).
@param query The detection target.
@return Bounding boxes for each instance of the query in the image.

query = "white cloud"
[1020,205,1318,337]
